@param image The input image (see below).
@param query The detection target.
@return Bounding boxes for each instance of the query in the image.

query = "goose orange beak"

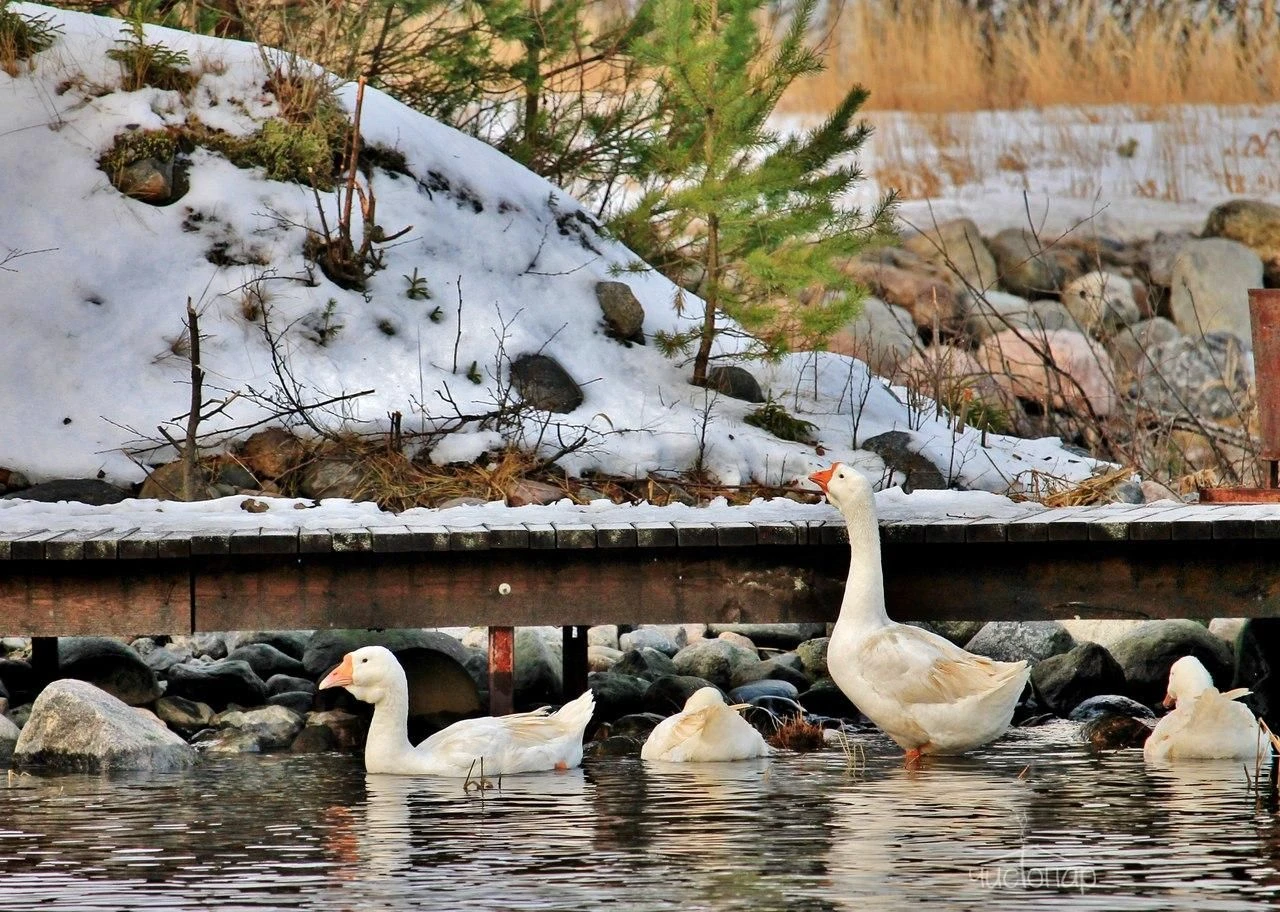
[319,654,354,690]
[1161,692,1175,710]
[809,466,835,493]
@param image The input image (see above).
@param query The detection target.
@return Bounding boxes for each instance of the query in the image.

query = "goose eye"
[360,658,368,663]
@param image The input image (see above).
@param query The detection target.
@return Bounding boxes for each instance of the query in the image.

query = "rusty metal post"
[1250,288,1280,487]
[488,626,514,716]
[562,625,589,700]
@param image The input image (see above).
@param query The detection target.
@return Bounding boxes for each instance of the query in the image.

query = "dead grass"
[786,0,1280,114]
[768,714,826,752]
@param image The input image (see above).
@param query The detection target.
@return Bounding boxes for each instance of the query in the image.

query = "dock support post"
[31,636,58,689]
[562,625,589,699]
[488,626,514,716]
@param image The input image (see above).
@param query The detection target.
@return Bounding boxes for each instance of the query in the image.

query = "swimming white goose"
[641,687,771,762]
[318,645,595,776]
[810,463,1029,763]
[1143,655,1268,763]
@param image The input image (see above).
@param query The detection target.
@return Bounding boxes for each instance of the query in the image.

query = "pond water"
[3,724,1279,911]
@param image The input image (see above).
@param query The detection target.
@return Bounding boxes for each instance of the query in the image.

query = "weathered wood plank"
[596,524,638,549]
[634,522,677,549]
[0,561,191,635]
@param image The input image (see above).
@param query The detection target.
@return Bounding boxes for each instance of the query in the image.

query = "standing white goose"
[641,687,771,762]
[810,463,1029,763]
[1144,655,1269,763]
[319,645,595,776]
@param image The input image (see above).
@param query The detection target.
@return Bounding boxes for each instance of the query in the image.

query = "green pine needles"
[611,0,898,386]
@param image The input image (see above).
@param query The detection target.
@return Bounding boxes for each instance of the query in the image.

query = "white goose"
[641,687,771,762]
[318,645,595,776]
[810,463,1029,763]
[1143,655,1269,763]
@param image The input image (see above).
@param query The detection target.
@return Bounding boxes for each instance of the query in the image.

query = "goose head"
[1163,655,1215,709]
[681,686,749,713]
[318,645,406,705]
[808,462,874,516]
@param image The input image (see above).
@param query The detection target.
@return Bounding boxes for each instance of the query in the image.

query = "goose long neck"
[366,671,414,756]
[834,491,889,631]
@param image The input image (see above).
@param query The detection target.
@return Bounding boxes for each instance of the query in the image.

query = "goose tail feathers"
[553,689,596,736]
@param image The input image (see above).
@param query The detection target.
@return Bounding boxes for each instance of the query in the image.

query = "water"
[3,724,1279,911]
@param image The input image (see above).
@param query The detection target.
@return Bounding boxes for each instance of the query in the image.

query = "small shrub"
[0,3,61,75]
[744,399,818,444]
[301,298,344,346]
[107,2,195,93]
[403,267,431,300]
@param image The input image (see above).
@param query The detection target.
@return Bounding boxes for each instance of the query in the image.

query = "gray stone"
[828,295,917,375]
[0,713,19,765]
[798,678,861,719]
[1202,198,1280,286]
[144,645,192,675]
[510,354,584,413]
[989,227,1069,298]
[1135,332,1251,420]
[612,647,678,681]
[226,643,308,682]
[588,625,620,649]
[907,621,986,647]
[297,458,364,500]
[705,365,765,403]
[1068,694,1156,723]
[268,691,316,717]
[57,636,163,706]
[1030,299,1076,332]
[962,290,1035,340]
[704,624,827,650]
[672,638,762,691]
[516,627,563,707]
[964,621,1074,666]
[1143,231,1196,287]
[902,217,998,291]
[1109,619,1234,705]
[729,679,799,704]
[733,658,811,691]
[1060,270,1140,336]
[1231,618,1280,732]
[239,631,310,660]
[588,645,623,672]
[303,629,469,678]
[1105,317,1182,378]
[1169,238,1264,343]
[211,705,304,751]
[266,674,316,698]
[164,659,268,710]
[861,431,946,491]
[1,479,128,505]
[291,709,364,754]
[587,671,650,722]
[643,675,721,716]
[153,695,214,734]
[0,467,30,495]
[595,280,645,341]
[796,638,829,680]
[619,626,685,657]
[608,712,664,741]
[1030,642,1126,716]
[13,680,196,771]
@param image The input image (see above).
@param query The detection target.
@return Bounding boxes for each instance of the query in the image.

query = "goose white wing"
[852,625,1027,705]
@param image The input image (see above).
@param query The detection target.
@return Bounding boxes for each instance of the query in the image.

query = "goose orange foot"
[904,747,926,767]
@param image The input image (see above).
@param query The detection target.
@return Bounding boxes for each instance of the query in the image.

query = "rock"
[1202,198,1280,285]
[516,627,562,707]
[144,645,191,675]
[608,712,665,740]
[901,217,998,291]
[1,478,128,505]
[268,691,316,716]
[1140,479,1183,503]
[1030,642,1126,716]
[211,705,304,751]
[1135,332,1251,420]
[826,296,917,375]
[297,458,364,500]
[729,679,800,704]
[861,431,946,490]
[588,625,620,649]
[115,155,174,203]
[964,621,1074,666]
[906,620,987,646]
[153,695,214,734]
[0,658,36,705]
[0,713,18,764]
[1143,231,1196,287]
[164,659,268,710]
[672,639,762,691]
[1058,620,1145,650]
[588,645,623,672]
[292,709,364,754]
[239,631,310,660]
[587,671,650,722]
[795,638,829,680]
[238,428,306,481]
[1060,270,1140,336]
[1209,617,1247,646]
[13,680,196,771]
[1168,238,1264,343]
[226,643,308,682]
[643,675,720,716]
[506,478,566,506]
[977,328,1117,418]
[1232,619,1280,731]
[704,365,765,403]
[620,626,685,657]
[1029,299,1077,332]
[510,353,584,412]
[585,734,643,758]
[988,227,1069,298]
[797,679,861,719]
[733,657,812,691]
[895,345,1014,414]
[717,631,756,651]
[0,466,30,494]
[612,647,678,681]
[1068,693,1156,723]
[704,624,826,650]
[595,280,645,341]
[303,629,469,678]
[1081,714,1152,752]
[1105,317,1181,379]
[138,460,216,501]
[843,259,961,331]
[1108,619,1234,705]
[56,636,163,706]
[174,632,233,660]
[962,290,1036,340]
[266,674,316,698]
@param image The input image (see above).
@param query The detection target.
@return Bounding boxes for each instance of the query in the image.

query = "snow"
[0,4,1135,530]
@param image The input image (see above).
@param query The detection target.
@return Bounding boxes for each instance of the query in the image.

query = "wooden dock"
[4,496,1280,711]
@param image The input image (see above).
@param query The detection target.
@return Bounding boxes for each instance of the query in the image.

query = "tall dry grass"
[787,0,1280,113]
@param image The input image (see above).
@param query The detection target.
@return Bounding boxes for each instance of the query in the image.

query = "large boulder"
[510,353,584,413]
[587,671,650,722]
[795,638,829,680]
[13,679,196,771]
[643,675,720,716]
[1232,618,1280,731]
[842,258,961,332]
[0,478,128,505]
[619,626,686,657]
[226,643,308,682]
[612,647,678,681]
[1168,238,1264,343]
[1030,642,1126,716]
[1135,332,1252,421]
[1104,317,1182,380]
[976,328,1117,418]
[208,705,305,752]
[515,628,563,707]
[1108,620,1234,705]
[595,280,645,342]
[672,639,762,691]
[901,217,998,291]
[964,621,1074,666]
[237,631,310,660]
[57,636,163,706]
[303,629,469,678]
[164,659,268,710]
[1201,198,1280,286]
[826,295,917,375]
[1059,271,1140,336]
[705,365,765,403]
[988,227,1070,298]
[0,713,19,764]
[704,624,827,651]
[962,290,1036,341]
